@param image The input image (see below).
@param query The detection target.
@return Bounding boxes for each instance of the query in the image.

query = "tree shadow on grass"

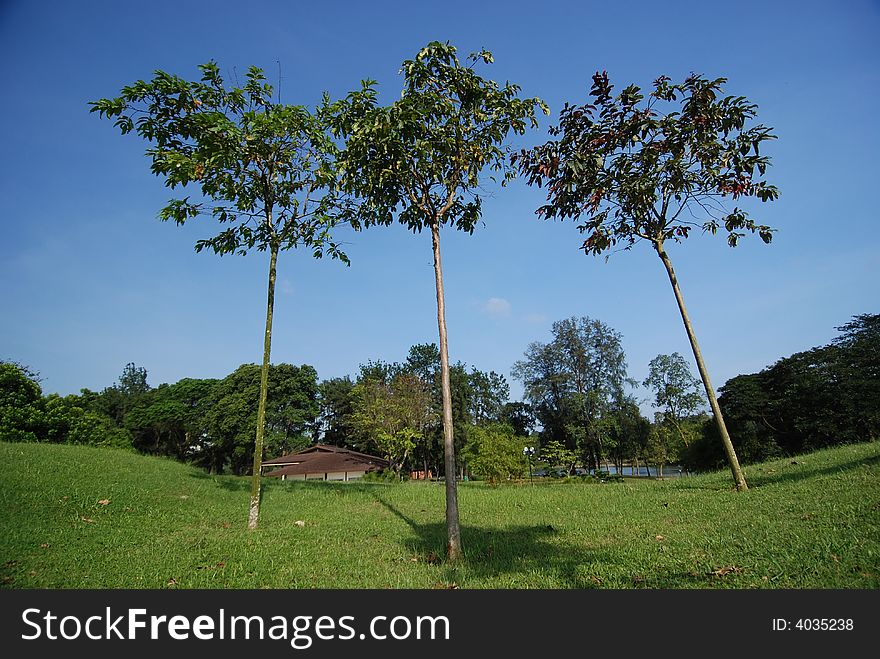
[673,452,880,492]
[371,494,613,588]
[745,453,880,488]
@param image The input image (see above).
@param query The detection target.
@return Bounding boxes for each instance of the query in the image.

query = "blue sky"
[1,0,878,415]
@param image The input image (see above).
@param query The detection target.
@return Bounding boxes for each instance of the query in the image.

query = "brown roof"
[263,444,388,477]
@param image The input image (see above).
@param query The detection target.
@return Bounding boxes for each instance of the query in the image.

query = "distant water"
[599,465,685,478]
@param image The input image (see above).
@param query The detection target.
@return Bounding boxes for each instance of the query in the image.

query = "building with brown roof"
[262,444,389,482]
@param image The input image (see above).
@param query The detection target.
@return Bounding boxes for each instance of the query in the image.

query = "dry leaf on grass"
[97,499,110,506]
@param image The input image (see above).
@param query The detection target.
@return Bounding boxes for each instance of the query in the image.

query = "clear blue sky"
[1,0,878,415]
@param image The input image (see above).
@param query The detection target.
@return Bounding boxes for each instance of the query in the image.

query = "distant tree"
[499,401,537,437]
[126,378,216,460]
[317,377,357,447]
[685,313,879,471]
[462,423,526,484]
[92,63,357,528]
[516,72,779,491]
[205,364,320,475]
[512,316,630,470]
[333,42,546,559]
[468,369,510,425]
[0,362,45,442]
[605,397,651,475]
[539,439,579,476]
[351,372,436,478]
[644,353,703,446]
[0,362,130,448]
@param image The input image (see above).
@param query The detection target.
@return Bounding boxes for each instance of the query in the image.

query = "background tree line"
[1,312,875,479]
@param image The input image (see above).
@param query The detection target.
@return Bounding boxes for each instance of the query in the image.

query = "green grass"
[1,441,878,589]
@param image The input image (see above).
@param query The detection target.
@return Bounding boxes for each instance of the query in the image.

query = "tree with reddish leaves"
[515,72,780,491]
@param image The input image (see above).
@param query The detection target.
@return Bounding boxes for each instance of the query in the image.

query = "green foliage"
[516,72,778,253]
[539,439,579,475]
[0,362,44,442]
[317,377,357,447]
[512,316,631,468]
[462,423,526,484]
[644,353,703,423]
[333,41,547,234]
[351,373,436,476]
[0,362,131,448]
[204,364,320,475]
[125,377,217,460]
[91,62,354,262]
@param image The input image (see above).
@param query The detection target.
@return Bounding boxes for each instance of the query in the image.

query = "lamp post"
[523,446,535,484]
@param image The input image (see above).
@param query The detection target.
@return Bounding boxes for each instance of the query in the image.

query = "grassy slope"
[0,441,878,589]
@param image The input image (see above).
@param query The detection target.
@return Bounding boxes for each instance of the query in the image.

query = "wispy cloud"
[483,297,512,317]
[523,313,547,324]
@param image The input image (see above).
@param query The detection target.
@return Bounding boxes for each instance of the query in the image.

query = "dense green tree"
[605,397,652,475]
[499,401,537,438]
[317,377,357,447]
[126,378,217,460]
[644,352,704,447]
[516,73,780,491]
[205,363,320,476]
[351,372,436,478]
[538,439,579,476]
[512,316,630,470]
[462,423,526,484]
[333,41,546,559]
[92,63,358,528]
[0,362,130,447]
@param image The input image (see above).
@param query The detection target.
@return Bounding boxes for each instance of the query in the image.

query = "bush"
[462,423,527,484]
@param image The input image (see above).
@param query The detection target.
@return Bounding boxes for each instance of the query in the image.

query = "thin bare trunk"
[431,223,462,560]
[248,241,279,530]
[654,241,748,491]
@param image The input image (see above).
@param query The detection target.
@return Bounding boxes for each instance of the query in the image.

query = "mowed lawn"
[1,441,878,589]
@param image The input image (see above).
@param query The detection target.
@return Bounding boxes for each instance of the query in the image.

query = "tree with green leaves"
[462,423,526,484]
[644,352,704,447]
[517,72,780,490]
[204,363,320,476]
[512,316,630,470]
[332,42,546,559]
[91,63,355,527]
[351,372,436,478]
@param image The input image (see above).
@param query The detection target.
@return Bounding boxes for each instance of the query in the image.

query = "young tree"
[333,42,546,559]
[91,63,355,527]
[644,352,704,446]
[516,73,780,490]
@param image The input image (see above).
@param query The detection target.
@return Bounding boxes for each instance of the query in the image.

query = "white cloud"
[483,297,512,317]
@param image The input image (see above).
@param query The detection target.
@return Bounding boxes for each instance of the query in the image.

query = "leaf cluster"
[515,71,779,255]
[331,41,548,233]
[90,62,353,260]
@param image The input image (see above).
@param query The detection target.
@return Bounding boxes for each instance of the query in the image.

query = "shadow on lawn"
[675,452,880,492]
[371,494,612,588]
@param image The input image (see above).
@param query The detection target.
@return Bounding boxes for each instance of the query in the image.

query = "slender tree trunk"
[654,241,748,491]
[430,222,463,560]
[248,241,279,530]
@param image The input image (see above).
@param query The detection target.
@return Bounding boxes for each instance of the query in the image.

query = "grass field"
[1,440,878,589]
